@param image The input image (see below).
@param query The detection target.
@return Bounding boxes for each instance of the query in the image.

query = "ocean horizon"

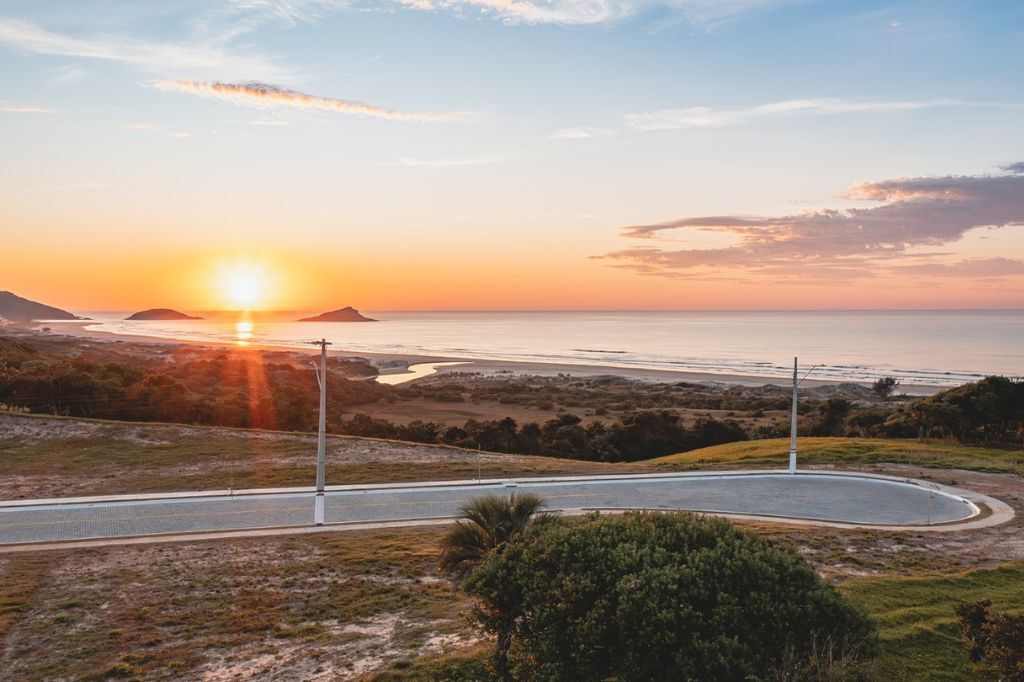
[56,309,1023,388]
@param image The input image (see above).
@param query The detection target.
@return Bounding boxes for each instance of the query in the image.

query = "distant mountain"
[299,307,377,322]
[126,308,203,321]
[0,291,82,322]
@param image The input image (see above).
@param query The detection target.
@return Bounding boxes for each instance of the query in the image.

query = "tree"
[812,398,853,436]
[956,600,1024,681]
[438,492,547,582]
[463,512,875,681]
[872,376,901,399]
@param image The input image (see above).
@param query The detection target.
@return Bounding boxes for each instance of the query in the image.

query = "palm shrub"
[439,492,547,582]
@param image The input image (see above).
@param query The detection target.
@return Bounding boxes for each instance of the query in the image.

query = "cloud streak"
[550,126,617,139]
[596,165,1024,283]
[0,17,288,79]
[384,0,801,26]
[397,155,505,168]
[0,103,51,113]
[153,80,470,122]
[625,98,1024,130]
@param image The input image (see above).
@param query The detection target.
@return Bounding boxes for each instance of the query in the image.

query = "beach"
[35,318,950,394]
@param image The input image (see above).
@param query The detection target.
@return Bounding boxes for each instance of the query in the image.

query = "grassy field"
[655,437,1024,476]
[0,528,478,681]
[365,561,1024,681]
[3,415,1023,679]
[5,410,1022,502]
[842,562,1024,681]
[0,412,646,500]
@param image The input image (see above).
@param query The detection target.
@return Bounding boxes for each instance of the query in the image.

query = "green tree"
[438,492,547,582]
[463,512,875,681]
[872,376,901,399]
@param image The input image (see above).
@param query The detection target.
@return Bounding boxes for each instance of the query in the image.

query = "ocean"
[69,310,1022,388]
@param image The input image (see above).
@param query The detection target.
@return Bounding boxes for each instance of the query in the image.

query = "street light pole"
[310,338,332,525]
[789,357,820,475]
[789,357,798,474]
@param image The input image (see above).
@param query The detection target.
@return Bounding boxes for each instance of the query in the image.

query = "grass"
[654,437,1024,476]
[363,561,1024,682]
[841,562,1024,680]
[0,412,644,500]
[0,528,477,680]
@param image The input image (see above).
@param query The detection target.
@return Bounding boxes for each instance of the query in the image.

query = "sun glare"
[217,261,272,311]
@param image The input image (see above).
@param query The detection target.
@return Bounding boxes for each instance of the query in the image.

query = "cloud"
[382,0,801,26]
[1003,161,1024,175]
[153,80,470,122]
[595,165,1024,282]
[0,103,51,113]
[122,122,193,139]
[550,126,617,139]
[397,155,504,168]
[0,17,287,79]
[625,98,1024,130]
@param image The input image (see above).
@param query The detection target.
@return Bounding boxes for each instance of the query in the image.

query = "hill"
[652,436,1024,476]
[125,308,202,320]
[0,291,81,322]
[299,306,377,322]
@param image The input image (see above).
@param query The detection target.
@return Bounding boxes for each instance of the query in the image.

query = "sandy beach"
[33,320,945,394]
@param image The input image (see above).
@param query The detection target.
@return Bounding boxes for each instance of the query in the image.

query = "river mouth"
[375,361,471,385]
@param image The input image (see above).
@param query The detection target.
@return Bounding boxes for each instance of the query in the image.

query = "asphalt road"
[0,473,975,546]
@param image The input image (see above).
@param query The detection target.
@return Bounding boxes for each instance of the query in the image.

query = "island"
[298,306,377,322]
[0,291,83,322]
[125,308,203,321]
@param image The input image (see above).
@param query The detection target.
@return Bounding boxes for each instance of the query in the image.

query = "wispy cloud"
[625,98,1024,130]
[550,126,617,139]
[0,103,51,113]
[389,0,800,27]
[12,181,114,197]
[0,17,287,79]
[595,165,1024,283]
[122,122,193,139]
[154,80,470,122]
[397,155,505,168]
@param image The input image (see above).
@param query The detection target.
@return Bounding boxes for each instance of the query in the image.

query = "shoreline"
[33,320,945,394]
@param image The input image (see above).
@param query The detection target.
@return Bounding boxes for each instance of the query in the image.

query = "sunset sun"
[217,262,271,310]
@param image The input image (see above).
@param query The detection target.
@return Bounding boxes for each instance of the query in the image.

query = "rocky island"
[0,291,83,322]
[126,308,203,321]
[299,307,377,322]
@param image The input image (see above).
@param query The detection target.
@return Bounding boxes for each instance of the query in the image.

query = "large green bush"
[463,512,875,681]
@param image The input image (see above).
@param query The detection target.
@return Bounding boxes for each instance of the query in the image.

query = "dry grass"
[0,528,476,681]
[0,412,646,500]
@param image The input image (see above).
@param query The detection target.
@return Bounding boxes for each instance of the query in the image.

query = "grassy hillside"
[0,412,646,500]
[842,562,1024,680]
[653,437,1024,476]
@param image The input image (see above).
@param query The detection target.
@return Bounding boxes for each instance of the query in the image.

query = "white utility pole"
[310,338,332,525]
[789,357,820,474]
[789,357,799,474]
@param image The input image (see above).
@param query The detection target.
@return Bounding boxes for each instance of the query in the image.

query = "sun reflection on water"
[235,319,254,346]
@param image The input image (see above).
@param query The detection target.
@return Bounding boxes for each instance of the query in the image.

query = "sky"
[1,0,1023,311]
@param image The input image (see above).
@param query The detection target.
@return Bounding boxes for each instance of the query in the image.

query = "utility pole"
[789,357,820,475]
[310,338,332,525]
[789,357,798,474]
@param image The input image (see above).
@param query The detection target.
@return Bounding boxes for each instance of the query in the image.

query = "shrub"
[463,512,875,681]
[956,600,1024,681]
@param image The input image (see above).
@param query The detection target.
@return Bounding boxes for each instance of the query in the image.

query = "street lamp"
[788,357,819,474]
[309,338,332,524]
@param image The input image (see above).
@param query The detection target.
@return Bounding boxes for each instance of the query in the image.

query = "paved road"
[0,474,975,546]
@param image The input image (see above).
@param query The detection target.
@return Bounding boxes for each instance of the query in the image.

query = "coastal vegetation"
[460,510,876,680]
[2,334,1021,469]
[1,413,1022,679]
